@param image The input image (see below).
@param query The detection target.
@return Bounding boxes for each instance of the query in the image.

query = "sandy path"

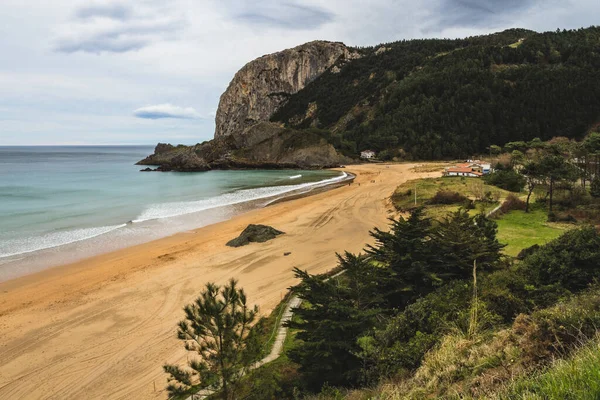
[0,163,438,400]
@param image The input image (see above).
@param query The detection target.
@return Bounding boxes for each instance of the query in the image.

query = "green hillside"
[272,27,600,160]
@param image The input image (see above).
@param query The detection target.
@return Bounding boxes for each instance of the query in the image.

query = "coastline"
[0,163,440,400]
[0,170,353,283]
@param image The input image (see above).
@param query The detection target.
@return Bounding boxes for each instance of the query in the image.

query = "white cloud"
[53,1,184,53]
[133,104,202,120]
[1,0,599,144]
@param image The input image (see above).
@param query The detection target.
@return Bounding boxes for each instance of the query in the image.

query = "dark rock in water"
[226,224,285,247]
[140,167,154,172]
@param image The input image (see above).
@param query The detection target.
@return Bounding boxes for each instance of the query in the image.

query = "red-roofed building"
[444,167,483,178]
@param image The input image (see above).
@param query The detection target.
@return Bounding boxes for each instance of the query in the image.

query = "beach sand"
[0,163,439,400]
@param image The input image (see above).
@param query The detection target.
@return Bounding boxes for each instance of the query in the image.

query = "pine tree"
[365,208,434,308]
[163,279,259,400]
[429,209,504,279]
[287,253,385,390]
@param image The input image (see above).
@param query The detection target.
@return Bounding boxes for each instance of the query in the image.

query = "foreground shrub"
[513,288,600,363]
[370,287,600,399]
[518,226,600,294]
[502,337,600,400]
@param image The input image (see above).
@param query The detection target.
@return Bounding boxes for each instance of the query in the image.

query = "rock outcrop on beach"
[226,224,284,247]
[215,41,358,139]
[137,122,351,171]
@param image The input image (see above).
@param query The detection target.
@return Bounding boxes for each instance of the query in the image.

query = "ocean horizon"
[0,146,346,281]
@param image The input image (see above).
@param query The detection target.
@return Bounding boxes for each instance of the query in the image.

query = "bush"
[591,175,600,198]
[516,244,540,260]
[484,170,526,192]
[519,226,600,294]
[428,190,469,205]
[513,288,600,363]
[357,281,473,382]
[500,194,527,214]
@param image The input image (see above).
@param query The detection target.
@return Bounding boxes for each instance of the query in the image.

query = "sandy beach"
[0,163,439,400]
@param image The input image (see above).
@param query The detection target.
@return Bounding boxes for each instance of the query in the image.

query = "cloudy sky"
[0,0,598,145]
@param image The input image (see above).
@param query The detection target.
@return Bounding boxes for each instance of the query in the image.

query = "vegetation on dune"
[272,27,600,160]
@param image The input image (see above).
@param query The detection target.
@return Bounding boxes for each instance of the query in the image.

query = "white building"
[361,150,376,159]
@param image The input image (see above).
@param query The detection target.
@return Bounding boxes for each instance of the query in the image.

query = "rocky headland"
[138,41,358,172]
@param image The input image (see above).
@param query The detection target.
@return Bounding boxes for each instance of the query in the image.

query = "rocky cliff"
[215,41,357,139]
[139,40,357,172]
[137,122,351,172]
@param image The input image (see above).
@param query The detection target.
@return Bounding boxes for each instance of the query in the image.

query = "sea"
[0,146,346,282]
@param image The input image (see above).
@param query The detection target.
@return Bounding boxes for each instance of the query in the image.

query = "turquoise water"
[0,146,345,280]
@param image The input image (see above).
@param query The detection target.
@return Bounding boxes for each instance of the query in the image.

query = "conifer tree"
[164,279,259,400]
[287,253,385,390]
[365,207,434,308]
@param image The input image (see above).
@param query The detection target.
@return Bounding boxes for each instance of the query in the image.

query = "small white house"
[361,150,376,159]
[445,167,483,178]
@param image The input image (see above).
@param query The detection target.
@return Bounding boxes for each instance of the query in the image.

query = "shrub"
[484,170,526,192]
[500,194,527,214]
[516,244,540,260]
[357,281,473,382]
[428,190,469,205]
[591,175,600,198]
[513,288,600,363]
[518,226,600,294]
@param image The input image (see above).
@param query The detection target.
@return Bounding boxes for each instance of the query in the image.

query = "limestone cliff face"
[215,41,356,138]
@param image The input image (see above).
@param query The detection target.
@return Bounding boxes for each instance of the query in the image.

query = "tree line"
[272,26,600,160]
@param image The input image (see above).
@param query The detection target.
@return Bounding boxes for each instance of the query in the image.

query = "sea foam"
[0,224,127,259]
[134,172,347,222]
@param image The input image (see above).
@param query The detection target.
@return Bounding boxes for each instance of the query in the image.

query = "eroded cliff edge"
[137,122,351,171]
[139,41,357,171]
[215,40,356,138]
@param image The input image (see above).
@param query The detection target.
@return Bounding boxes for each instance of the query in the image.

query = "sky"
[0,0,598,145]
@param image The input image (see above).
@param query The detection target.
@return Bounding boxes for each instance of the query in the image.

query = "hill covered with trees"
[271,26,600,160]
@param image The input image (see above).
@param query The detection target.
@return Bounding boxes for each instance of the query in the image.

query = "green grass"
[392,177,510,212]
[392,177,573,257]
[495,207,569,257]
[508,40,524,48]
[501,337,600,400]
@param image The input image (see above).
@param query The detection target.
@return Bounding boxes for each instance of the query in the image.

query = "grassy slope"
[501,337,600,400]
[392,176,508,211]
[495,207,569,257]
[392,176,570,257]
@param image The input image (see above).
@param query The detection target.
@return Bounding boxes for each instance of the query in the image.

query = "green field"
[392,177,571,257]
[392,177,510,211]
[496,208,570,257]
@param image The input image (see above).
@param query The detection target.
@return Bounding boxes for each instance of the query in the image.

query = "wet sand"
[0,163,440,399]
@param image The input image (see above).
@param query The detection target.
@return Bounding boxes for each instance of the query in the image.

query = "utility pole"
[414,183,417,206]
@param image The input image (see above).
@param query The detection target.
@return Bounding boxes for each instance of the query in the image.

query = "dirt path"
[0,163,440,400]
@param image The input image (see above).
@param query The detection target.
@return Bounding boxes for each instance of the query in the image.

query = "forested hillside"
[272,27,600,160]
